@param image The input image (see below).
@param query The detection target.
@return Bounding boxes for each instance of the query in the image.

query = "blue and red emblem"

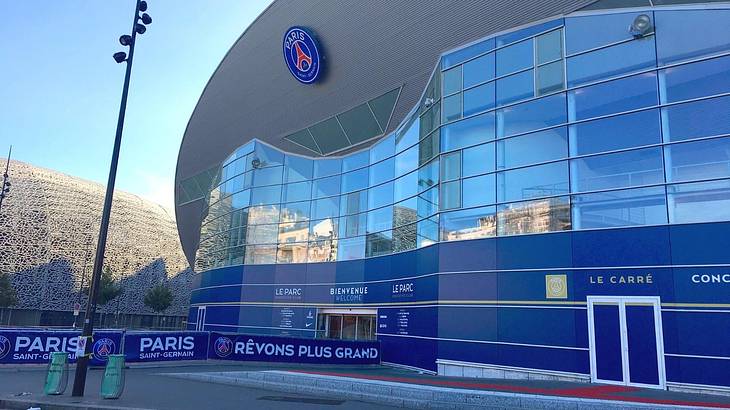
[283,27,323,84]
[213,336,233,357]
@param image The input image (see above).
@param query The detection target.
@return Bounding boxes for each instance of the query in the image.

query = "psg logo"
[0,336,11,360]
[92,338,115,361]
[283,27,323,84]
[214,337,233,357]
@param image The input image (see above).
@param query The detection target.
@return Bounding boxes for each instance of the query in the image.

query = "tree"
[144,284,173,328]
[0,273,18,325]
[82,266,122,307]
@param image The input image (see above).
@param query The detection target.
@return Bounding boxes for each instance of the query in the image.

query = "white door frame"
[587,296,666,389]
[195,306,206,331]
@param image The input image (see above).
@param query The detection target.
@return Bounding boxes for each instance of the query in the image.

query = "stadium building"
[175,0,730,392]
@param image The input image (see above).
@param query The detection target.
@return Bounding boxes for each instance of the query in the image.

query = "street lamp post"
[71,0,152,397]
[0,146,12,213]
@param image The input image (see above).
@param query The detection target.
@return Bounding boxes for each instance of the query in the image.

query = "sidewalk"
[1,362,728,409]
[162,363,730,410]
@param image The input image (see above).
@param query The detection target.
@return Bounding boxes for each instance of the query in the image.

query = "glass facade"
[195,7,730,270]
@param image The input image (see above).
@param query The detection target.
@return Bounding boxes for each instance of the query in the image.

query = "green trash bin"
[100,354,126,399]
[44,351,69,395]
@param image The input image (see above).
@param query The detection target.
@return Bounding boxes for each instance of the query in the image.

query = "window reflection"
[572,187,667,229]
[441,206,497,241]
[498,197,571,235]
[668,179,730,224]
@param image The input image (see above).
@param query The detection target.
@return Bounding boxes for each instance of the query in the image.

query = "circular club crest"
[92,338,115,361]
[0,335,11,360]
[283,27,322,84]
[214,336,233,357]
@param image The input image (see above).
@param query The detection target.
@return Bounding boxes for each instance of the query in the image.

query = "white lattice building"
[0,160,193,323]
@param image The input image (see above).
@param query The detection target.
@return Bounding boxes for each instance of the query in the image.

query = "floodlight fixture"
[630,14,652,38]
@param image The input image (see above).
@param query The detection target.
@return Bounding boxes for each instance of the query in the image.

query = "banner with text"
[0,329,122,366]
[124,331,209,362]
[208,332,380,364]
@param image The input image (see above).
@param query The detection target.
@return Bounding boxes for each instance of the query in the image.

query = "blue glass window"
[367,206,393,233]
[341,212,367,238]
[340,190,367,216]
[496,39,533,76]
[248,205,280,225]
[370,134,395,163]
[440,180,461,210]
[418,186,439,218]
[366,231,393,257]
[668,179,730,224]
[247,224,278,244]
[572,186,667,230]
[569,109,661,156]
[662,95,730,143]
[536,29,563,64]
[231,190,250,209]
[283,181,311,203]
[497,196,571,235]
[441,112,495,151]
[314,159,341,178]
[463,142,495,177]
[661,55,730,104]
[497,19,563,47]
[311,197,339,220]
[443,65,462,95]
[463,53,495,88]
[463,82,495,117]
[440,206,497,241]
[368,181,394,210]
[395,144,418,177]
[280,201,310,222]
[565,12,649,55]
[570,147,664,192]
[537,61,564,95]
[369,157,395,186]
[567,38,656,87]
[252,166,283,186]
[337,236,365,261]
[394,170,418,202]
[342,151,369,172]
[419,158,440,192]
[393,197,418,227]
[443,38,495,69]
[498,93,567,138]
[569,72,658,121]
[655,10,730,66]
[665,137,730,183]
[497,127,568,169]
[249,143,284,170]
[496,69,534,106]
[396,116,419,153]
[342,167,368,193]
[312,175,340,199]
[463,174,496,207]
[498,161,569,202]
[442,93,462,122]
[284,155,313,182]
[250,185,281,205]
[417,217,439,247]
[441,151,461,181]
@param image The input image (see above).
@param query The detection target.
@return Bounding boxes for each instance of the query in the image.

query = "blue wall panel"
[190,222,730,389]
[572,226,671,267]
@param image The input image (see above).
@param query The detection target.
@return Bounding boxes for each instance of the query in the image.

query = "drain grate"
[257,395,345,405]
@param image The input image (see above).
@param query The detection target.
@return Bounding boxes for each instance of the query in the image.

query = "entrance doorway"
[587,296,666,389]
[316,308,376,340]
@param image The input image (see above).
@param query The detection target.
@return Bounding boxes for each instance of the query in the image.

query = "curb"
[0,397,151,410]
[161,370,720,410]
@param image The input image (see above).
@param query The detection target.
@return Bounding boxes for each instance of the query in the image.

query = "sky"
[0,0,272,210]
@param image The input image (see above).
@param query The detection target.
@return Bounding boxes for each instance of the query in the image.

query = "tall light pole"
[0,146,12,213]
[71,0,152,397]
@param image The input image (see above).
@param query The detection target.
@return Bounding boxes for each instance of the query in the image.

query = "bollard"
[100,354,126,399]
[43,352,69,395]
